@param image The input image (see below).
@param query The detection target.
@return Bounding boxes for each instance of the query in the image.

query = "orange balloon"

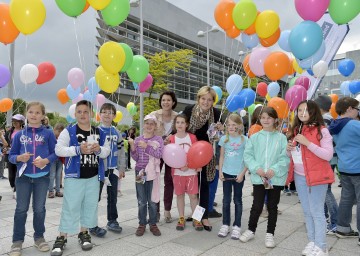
[330,103,338,119]
[82,1,90,13]
[214,0,236,30]
[287,58,295,75]
[226,25,241,39]
[0,3,20,45]
[329,94,339,103]
[0,98,13,112]
[243,54,256,78]
[260,28,280,47]
[264,52,290,81]
[244,11,260,35]
[57,89,70,105]
[95,112,101,122]
[268,97,289,119]
[248,124,262,137]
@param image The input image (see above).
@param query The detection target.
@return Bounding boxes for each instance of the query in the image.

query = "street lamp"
[197,25,219,86]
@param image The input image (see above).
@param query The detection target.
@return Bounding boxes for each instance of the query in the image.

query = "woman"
[126,126,136,170]
[183,86,223,231]
[149,91,178,223]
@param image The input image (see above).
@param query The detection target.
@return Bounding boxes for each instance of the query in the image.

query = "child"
[287,100,334,256]
[218,113,247,240]
[48,123,65,198]
[168,114,200,231]
[129,114,164,236]
[9,102,57,255]
[89,103,126,237]
[50,100,110,256]
[241,107,289,248]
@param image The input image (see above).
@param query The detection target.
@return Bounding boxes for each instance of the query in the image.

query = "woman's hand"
[215,122,224,132]
[294,134,310,147]
[286,141,295,151]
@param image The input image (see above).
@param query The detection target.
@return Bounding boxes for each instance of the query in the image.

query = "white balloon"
[312,60,328,78]
[68,104,76,119]
[355,94,360,102]
[240,109,247,117]
[20,64,39,84]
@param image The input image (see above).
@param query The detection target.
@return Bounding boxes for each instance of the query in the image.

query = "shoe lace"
[80,232,91,242]
[232,228,240,236]
[265,233,273,242]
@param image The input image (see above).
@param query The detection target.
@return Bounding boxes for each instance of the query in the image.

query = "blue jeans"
[222,173,244,227]
[295,173,327,251]
[136,180,157,225]
[324,185,338,226]
[208,169,219,212]
[13,175,49,242]
[337,175,360,235]
[99,170,119,222]
[48,159,63,193]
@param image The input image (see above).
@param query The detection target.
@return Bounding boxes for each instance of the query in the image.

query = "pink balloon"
[295,0,330,22]
[68,67,85,89]
[162,144,187,168]
[72,93,84,104]
[285,85,307,111]
[295,76,311,90]
[95,94,106,108]
[139,73,153,93]
[249,47,271,77]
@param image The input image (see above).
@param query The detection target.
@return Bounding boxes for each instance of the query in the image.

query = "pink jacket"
[145,140,161,203]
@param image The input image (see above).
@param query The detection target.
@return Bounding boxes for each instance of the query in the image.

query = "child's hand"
[128,138,134,145]
[286,141,295,151]
[80,142,92,154]
[294,134,310,147]
[256,168,266,177]
[90,143,100,154]
[17,152,32,163]
[219,171,225,181]
[33,157,49,169]
[180,166,188,171]
[163,135,171,145]
[196,168,202,172]
[119,170,125,179]
[138,140,147,149]
[265,169,275,179]
[236,173,244,183]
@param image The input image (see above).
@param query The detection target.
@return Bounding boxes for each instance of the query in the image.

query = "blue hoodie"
[9,126,57,177]
[328,118,360,175]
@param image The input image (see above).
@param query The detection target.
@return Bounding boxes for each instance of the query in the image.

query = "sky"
[0,0,359,120]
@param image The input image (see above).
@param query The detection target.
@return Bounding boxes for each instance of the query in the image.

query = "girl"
[241,107,289,248]
[287,100,334,256]
[129,114,164,237]
[9,102,57,256]
[217,113,247,240]
[168,114,200,231]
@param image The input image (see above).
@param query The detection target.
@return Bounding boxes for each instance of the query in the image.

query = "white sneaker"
[265,233,275,248]
[308,245,328,256]
[218,225,229,238]
[302,241,315,255]
[239,230,254,243]
[231,226,241,240]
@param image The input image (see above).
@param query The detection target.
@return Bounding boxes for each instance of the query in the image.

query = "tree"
[47,112,68,127]
[0,98,27,128]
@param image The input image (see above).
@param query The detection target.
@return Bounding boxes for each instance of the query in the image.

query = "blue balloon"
[241,33,259,49]
[349,80,360,94]
[66,84,81,100]
[238,88,256,108]
[307,69,314,76]
[212,86,223,101]
[226,95,241,112]
[289,21,323,60]
[87,77,100,95]
[132,82,139,90]
[267,82,280,97]
[298,41,326,69]
[278,30,291,52]
[338,59,355,77]
[340,81,351,96]
[226,74,243,95]
[66,114,76,123]
[83,90,96,102]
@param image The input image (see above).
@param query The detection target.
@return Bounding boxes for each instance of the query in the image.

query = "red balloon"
[256,82,267,97]
[187,141,213,169]
[36,62,56,84]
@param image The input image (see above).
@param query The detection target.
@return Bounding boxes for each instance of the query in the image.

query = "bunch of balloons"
[18,62,56,85]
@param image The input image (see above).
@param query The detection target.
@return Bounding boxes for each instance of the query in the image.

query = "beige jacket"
[149,109,178,137]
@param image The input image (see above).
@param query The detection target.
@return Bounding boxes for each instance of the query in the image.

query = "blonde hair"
[224,113,244,143]
[26,102,45,115]
[197,86,217,103]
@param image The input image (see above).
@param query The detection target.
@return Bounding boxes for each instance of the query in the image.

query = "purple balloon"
[162,144,187,168]
[139,73,153,93]
[0,64,11,88]
[68,67,85,89]
[285,85,307,111]
[295,77,311,90]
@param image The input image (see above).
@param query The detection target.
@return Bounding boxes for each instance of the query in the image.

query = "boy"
[50,100,110,256]
[89,103,126,237]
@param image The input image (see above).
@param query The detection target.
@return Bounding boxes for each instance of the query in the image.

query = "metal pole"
[139,0,144,135]
[6,43,15,126]
[206,29,210,86]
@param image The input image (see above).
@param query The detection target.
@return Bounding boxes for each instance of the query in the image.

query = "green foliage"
[47,112,68,127]
[117,124,130,133]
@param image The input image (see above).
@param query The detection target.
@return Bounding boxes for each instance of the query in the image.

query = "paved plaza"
[0,166,358,256]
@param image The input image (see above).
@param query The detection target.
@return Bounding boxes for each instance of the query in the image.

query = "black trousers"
[198,166,209,220]
[8,162,17,192]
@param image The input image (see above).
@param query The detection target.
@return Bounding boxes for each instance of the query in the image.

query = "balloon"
[128,105,137,116]
[265,93,271,101]
[55,0,86,17]
[95,94,106,108]
[95,112,101,122]
[288,58,296,75]
[313,60,328,78]
[267,97,289,119]
[255,10,280,39]
[36,62,56,84]
[285,85,307,111]
[68,68,85,89]
[289,76,299,87]
[82,1,90,13]
[295,77,311,90]
[68,104,76,119]
[87,77,100,95]
[295,0,330,22]
[292,59,303,74]
[127,55,150,83]
[113,110,123,123]
[95,66,120,93]
[249,47,271,77]
[132,82,138,90]
[83,90,96,102]
[119,43,134,72]
[244,11,259,35]
[289,21,323,60]
[330,103,338,119]
[256,82,267,97]
[66,114,76,123]
[264,52,289,81]
[98,41,125,74]
[259,28,280,47]
[213,94,219,106]
[126,102,135,112]
[187,141,213,169]
[102,0,130,27]
[214,0,236,30]
[278,30,291,52]
[248,124,262,137]
[329,0,360,25]
[139,74,153,93]
[225,25,241,39]
[0,98,13,112]
[9,0,46,35]
[226,74,243,95]
[307,69,314,76]
[243,54,256,78]
[298,41,326,69]
[338,59,355,77]
[57,89,70,105]
[87,0,111,10]
[329,94,339,103]
[238,88,256,108]
[0,64,11,88]
[162,144,187,168]
[66,84,81,100]
[241,33,259,49]
[248,104,256,115]
[0,3,20,44]
[349,80,360,94]
[226,95,241,112]
[212,86,223,101]
[232,0,257,30]
[267,82,280,97]
[340,81,351,96]
[19,64,39,84]
[72,93,84,104]
[239,109,247,117]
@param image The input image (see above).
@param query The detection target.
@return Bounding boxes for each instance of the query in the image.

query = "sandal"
[192,220,204,231]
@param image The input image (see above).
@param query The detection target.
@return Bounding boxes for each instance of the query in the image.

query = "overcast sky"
[0,0,359,120]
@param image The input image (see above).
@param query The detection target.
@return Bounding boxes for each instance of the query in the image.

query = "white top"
[163,121,173,136]
[174,134,197,176]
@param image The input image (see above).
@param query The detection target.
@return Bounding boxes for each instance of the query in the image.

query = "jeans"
[324,185,338,226]
[295,173,328,251]
[136,180,157,225]
[13,175,49,242]
[209,169,219,212]
[48,159,63,193]
[99,170,119,222]
[222,173,244,227]
[336,175,360,235]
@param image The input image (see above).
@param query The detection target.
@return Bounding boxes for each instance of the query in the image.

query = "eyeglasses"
[353,107,360,111]
[100,111,115,115]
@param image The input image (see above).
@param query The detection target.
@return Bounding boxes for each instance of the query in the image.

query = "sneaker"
[89,226,107,237]
[135,224,146,236]
[51,236,67,256]
[308,245,328,256]
[265,233,275,248]
[176,217,185,231]
[48,192,55,198]
[34,237,50,252]
[336,230,359,238]
[55,192,63,197]
[106,221,123,233]
[326,224,337,236]
[283,188,291,196]
[78,231,93,251]
[239,230,255,243]
[149,224,161,236]
[193,220,204,231]
[208,209,222,218]
[302,241,314,255]
[218,225,230,238]
[9,241,22,256]
[231,226,241,240]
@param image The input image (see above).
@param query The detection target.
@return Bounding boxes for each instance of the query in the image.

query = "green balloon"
[127,55,149,83]
[55,0,86,17]
[329,0,360,25]
[129,105,137,116]
[119,43,134,73]
[289,76,299,88]
[102,0,130,27]
[232,0,257,30]
[248,103,256,115]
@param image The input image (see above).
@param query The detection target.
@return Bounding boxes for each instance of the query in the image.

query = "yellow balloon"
[265,93,271,101]
[98,41,126,74]
[292,59,304,74]
[213,94,219,106]
[95,66,120,93]
[126,102,134,112]
[113,111,123,123]
[88,0,111,10]
[255,10,280,39]
[9,0,46,35]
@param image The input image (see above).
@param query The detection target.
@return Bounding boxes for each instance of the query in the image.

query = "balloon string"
[73,19,83,70]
